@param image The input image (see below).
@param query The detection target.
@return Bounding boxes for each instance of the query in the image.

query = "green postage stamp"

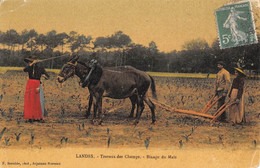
[215,1,258,49]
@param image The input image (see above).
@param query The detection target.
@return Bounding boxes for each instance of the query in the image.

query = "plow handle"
[210,101,236,123]
[201,96,215,113]
[202,96,223,114]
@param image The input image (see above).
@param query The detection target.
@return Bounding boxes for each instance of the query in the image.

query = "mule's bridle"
[59,61,78,80]
[60,60,96,88]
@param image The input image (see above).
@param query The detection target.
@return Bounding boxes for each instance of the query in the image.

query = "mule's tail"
[149,75,157,100]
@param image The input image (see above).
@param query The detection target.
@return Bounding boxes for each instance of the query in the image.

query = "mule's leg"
[86,93,93,118]
[137,100,145,118]
[96,98,104,125]
[90,94,101,124]
[143,96,156,124]
[135,101,139,118]
[92,92,103,125]
[129,95,137,118]
[134,97,145,125]
[134,94,139,118]
[92,96,98,119]
[89,98,97,125]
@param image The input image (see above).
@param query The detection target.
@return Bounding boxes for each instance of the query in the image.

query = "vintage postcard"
[0,0,259,168]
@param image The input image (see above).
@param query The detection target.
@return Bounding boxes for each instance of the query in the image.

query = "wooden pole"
[105,105,124,114]
[37,53,70,63]
[213,102,228,116]
[210,102,236,123]
[201,96,215,113]
[174,109,214,118]
[202,96,223,114]
[153,101,214,119]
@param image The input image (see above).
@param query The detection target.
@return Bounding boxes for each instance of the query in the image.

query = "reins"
[82,66,95,87]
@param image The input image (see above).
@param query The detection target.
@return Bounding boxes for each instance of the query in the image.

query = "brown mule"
[57,55,157,125]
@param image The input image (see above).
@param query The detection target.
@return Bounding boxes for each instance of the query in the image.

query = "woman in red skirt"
[24,56,49,123]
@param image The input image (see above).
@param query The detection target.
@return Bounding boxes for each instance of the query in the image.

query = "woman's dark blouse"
[23,64,49,81]
[229,76,244,99]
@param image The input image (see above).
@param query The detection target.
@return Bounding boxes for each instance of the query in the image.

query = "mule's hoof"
[82,83,87,88]
[134,120,139,126]
[151,120,156,124]
[85,114,90,119]
[98,120,103,125]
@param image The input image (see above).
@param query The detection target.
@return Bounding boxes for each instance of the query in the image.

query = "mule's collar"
[82,66,95,88]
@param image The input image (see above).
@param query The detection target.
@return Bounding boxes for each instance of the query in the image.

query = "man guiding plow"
[215,61,231,122]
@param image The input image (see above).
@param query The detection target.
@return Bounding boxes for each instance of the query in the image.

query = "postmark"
[215,1,258,49]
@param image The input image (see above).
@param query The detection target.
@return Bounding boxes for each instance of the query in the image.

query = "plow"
[153,96,236,123]
[103,95,236,124]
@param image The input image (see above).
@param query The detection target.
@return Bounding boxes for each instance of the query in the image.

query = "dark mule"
[57,56,157,124]
[87,74,139,119]
[58,58,139,118]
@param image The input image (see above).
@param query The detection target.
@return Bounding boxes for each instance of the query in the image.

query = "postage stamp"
[215,1,258,49]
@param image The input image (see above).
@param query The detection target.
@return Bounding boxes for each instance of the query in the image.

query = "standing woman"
[228,67,246,125]
[24,56,49,122]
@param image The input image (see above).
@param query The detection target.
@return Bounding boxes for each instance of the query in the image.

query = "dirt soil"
[0,70,259,150]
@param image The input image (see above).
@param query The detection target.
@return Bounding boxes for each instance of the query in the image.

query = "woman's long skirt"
[229,88,245,124]
[24,79,43,120]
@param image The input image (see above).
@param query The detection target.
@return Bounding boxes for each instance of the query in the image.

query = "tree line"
[0,29,259,74]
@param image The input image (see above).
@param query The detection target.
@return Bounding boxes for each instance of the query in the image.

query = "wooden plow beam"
[153,101,214,119]
[105,105,125,114]
[153,96,236,123]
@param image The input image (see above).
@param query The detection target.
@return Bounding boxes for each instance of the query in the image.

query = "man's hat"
[217,61,225,66]
[24,55,38,63]
[234,67,246,76]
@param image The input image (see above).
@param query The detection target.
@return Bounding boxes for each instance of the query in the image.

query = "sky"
[0,0,259,52]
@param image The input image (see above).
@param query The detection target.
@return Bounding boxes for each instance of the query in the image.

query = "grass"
[1,67,259,78]
[0,68,259,149]
[0,67,60,74]
[0,67,24,74]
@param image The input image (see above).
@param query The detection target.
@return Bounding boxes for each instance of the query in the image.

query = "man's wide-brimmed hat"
[217,61,225,66]
[24,55,38,63]
[234,67,246,76]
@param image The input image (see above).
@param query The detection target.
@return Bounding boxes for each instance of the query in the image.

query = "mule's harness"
[82,59,98,87]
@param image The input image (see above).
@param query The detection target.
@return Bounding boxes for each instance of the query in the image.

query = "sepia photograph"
[0,0,259,167]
